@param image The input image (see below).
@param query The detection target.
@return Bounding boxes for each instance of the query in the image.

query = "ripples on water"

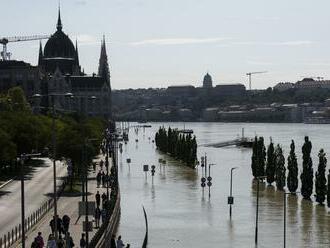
[117,123,330,248]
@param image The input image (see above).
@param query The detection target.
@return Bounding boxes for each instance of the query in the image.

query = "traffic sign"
[143,164,149,172]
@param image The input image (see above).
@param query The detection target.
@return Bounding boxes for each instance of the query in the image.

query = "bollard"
[18,224,21,239]
[15,226,18,241]
[4,234,6,248]
[11,229,14,244]
[0,237,2,248]
[27,217,30,230]
[7,232,10,246]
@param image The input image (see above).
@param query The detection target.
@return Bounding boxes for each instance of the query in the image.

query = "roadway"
[0,158,67,238]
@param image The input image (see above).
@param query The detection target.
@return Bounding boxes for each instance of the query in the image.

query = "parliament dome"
[43,10,75,59]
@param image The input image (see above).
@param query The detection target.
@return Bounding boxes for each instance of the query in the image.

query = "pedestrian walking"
[31,238,39,248]
[94,207,101,228]
[65,232,75,248]
[62,214,71,234]
[101,192,107,208]
[49,218,55,234]
[80,233,87,248]
[116,236,125,248]
[101,171,106,187]
[95,191,101,208]
[35,232,44,248]
[110,234,116,248]
[46,234,56,248]
[100,159,104,170]
[101,208,107,224]
[92,162,96,172]
[126,245,130,248]
[96,171,102,188]
[57,235,65,248]
[57,215,64,235]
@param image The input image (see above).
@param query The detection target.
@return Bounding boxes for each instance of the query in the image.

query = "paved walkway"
[20,155,111,247]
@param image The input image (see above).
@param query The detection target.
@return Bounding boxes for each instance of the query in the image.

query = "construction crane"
[246,71,267,90]
[0,35,50,61]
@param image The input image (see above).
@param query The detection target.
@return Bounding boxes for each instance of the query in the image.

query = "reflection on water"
[117,122,330,248]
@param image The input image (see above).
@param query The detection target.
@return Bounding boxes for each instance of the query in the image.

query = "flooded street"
[116,122,330,248]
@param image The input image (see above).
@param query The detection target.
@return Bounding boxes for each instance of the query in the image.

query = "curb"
[0,178,14,190]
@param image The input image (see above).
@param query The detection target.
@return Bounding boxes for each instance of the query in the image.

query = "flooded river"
[116,122,330,248]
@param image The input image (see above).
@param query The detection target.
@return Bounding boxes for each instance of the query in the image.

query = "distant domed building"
[37,8,111,118]
[203,73,213,88]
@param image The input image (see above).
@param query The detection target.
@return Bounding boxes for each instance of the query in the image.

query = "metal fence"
[0,177,68,248]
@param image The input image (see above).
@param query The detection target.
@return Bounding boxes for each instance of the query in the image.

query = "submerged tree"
[315,149,327,205]
[328,170,330,208]
[266,140,276,185]
[275,145,286,190]
[251,136,258,178]
[287,140,298,193]
[300,136,313,200]
[257,137,266,178]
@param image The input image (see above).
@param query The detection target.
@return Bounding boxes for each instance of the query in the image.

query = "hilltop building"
[203,73,213,88]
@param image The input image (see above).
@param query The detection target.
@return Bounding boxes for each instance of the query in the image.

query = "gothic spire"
[75,39,79,66]
[57,5,63,31]
[98,36,111,89]
[38,41,43,66]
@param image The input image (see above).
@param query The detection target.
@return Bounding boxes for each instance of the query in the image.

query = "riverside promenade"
[19,154,111,247]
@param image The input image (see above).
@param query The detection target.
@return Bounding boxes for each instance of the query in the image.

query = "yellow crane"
[246,71,267,90]
[0,35,50,61]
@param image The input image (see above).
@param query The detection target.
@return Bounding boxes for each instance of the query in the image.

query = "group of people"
[31,231,74,248]
[49,215,71,236]
[96,169,109,188]
[110,234,130,248]
[94,191,108,228]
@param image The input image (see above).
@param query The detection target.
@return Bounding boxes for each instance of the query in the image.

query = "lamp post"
[20,154,26,248]
[255,176,267,246]
[32,92,72,241]
[228,167,238,219]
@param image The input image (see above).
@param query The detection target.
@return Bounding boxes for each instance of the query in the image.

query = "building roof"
[70,76,106,89]
[0,60,35,70]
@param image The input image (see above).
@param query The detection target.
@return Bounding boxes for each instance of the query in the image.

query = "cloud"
[232,40,314,46]
[130,37,230,46]
[73,34,99,46]
[247,60,273,66]
[74,0,87,5]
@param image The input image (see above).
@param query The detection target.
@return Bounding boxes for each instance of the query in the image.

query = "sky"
[3,0,330,89]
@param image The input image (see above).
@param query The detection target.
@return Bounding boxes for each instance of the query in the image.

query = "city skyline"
[3,0,330,89]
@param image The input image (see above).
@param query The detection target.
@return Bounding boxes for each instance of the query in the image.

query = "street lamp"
[32,92,72,241]
[228,167,238,219]
[283,191,299,248]
[254,175,267,246]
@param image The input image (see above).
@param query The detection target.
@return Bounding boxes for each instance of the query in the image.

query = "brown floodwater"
[116,122,330,248]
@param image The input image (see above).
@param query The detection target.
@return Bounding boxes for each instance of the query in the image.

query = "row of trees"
[251,136,330,206]
[0,87,105,178]
[155,127,197,167]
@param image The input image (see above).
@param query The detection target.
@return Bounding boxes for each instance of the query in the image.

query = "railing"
[0,177,68,248]
[89,187,121,248]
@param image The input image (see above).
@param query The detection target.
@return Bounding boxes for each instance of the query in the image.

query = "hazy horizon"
[3,0,330,90]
